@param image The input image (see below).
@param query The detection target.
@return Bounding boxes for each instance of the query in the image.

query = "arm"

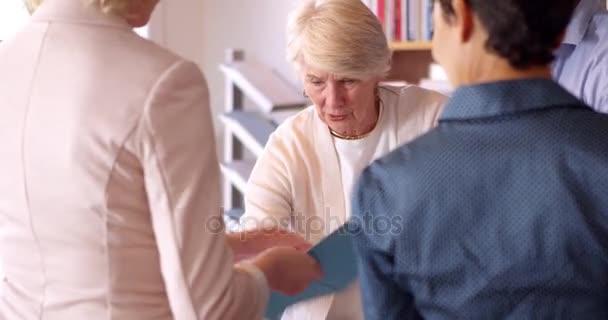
[226,227,312,261]
[351,167,422,320]
[589,71,608,113]
[137,60,268,320]
[239,132,294,231]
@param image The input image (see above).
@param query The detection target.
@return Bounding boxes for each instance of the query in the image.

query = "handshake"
[227,227,323,296]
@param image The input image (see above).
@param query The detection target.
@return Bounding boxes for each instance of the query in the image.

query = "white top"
[326,105,390,320]
[0,1,267,319]
[332,104,391,219]
[240,85,447,319]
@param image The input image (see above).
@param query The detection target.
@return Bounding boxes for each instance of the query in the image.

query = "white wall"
[0,0,30,41]
[148,0,300,159]
[201,0,301,101]
[148,1,206,67]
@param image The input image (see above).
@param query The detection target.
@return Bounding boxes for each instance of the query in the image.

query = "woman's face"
[302,64,379,136]
[126,0,160,28]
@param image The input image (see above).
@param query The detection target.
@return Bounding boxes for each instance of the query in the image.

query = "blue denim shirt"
[352,79,608,320]
[553,0,608,113]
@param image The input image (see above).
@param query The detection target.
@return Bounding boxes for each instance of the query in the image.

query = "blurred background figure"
[553,0,608,112]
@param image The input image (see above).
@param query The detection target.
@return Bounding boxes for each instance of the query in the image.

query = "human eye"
[340,78,358,88]
[308,77,325,87]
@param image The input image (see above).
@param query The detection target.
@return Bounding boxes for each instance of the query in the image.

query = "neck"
[455,54,552,87]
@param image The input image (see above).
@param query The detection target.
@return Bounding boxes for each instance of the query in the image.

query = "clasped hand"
[229,226,323,296]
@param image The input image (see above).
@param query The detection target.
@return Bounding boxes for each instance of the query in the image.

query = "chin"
[327,122,349,133]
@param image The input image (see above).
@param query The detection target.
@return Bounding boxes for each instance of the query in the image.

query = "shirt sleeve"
[239,132,294,231]
[591,68,608,114]
[136,60,268,320]
[351,165,423,320]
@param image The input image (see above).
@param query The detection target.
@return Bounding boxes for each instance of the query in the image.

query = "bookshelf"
[219,49,307,230]
[387,49,434,84]
[362,0,436,83]
[390,41,432,51]
[388,40,434,84]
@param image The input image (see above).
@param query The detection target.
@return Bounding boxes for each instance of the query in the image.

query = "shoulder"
[380,84,447,116]
[378,84,447,141]
[391,84,447,107]
[591,11,608,40]
[353,126,445,220]
[584,12,608,59]
[120,35,199,84]
[269,106,317,145]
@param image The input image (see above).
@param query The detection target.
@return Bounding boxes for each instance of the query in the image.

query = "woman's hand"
[252,246,323,296]
[228,226,312,261]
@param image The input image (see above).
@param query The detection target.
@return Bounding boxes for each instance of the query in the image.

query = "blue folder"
[265,224,358,319]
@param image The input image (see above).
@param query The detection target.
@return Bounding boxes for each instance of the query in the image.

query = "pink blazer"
[0,1,267,319]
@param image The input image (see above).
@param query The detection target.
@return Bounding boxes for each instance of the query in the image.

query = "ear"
[452,0,474,43]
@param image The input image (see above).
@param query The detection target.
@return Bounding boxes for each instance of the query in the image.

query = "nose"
[325,84,345,110]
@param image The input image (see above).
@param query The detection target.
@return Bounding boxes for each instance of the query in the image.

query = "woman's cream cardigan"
[240,84,447,319]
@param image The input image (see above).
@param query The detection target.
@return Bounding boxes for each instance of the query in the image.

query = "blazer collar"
[440,79,584,121]
[32,0,132,30]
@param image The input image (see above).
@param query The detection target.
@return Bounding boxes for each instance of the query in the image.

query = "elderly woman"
[351,0,608,318]
[239,0,446,319]
[0,0,321,319]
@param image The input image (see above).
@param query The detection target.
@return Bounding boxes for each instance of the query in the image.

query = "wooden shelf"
[390,41,432,51]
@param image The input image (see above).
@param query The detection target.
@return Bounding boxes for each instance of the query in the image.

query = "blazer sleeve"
[135,60,268,320]
[240,130,294,231]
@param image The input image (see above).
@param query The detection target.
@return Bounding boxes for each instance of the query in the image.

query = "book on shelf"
[364,0,433,43]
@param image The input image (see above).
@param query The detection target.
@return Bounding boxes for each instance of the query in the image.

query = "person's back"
[356,80,608,318]
[351,0,608,318]
[0,2,190,319]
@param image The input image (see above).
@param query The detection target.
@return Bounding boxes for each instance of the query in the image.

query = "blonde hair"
[23,0,41,13]
[87,0,131,17]
[23,0,132,17]
[287,0,391,80]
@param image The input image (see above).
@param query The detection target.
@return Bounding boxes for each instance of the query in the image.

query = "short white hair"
[24,0,132,17]
[287,0,392,80]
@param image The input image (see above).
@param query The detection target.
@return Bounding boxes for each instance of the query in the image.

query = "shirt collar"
[440,79,582,121]
[563,0,605,45]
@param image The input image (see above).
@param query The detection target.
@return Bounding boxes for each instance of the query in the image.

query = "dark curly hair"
[435,0,579,68]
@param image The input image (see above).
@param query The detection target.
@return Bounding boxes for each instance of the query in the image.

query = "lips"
[328,114,348,121]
